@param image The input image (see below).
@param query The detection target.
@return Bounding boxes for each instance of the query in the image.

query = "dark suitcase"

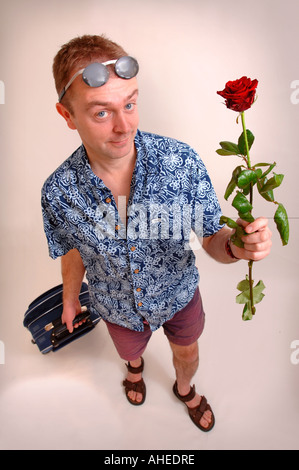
[23,282,100,354]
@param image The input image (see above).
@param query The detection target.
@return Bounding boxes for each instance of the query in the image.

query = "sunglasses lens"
[115,56,139,79]
[82,62,109,87]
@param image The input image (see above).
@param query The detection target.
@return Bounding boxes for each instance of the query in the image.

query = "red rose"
[217,76,258,112]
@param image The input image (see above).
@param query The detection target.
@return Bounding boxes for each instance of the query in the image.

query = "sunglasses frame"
[58,56,139,102]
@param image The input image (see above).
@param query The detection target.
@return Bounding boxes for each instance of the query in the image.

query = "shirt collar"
[134,129,159,176]
[76,129,159,194]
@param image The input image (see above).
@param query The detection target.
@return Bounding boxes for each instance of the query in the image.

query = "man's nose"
[113,111,130,134]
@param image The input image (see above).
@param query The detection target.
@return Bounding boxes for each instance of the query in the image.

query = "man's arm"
[202,217,272,263]
[61,248,86,333]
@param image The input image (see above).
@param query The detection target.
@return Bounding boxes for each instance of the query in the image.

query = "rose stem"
[240,112,252,168]
[240,111,255,315]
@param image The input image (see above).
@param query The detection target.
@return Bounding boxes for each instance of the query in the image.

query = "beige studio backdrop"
[0,0,298,450]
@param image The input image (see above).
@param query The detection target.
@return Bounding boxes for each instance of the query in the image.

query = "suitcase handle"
[50,310,94,349]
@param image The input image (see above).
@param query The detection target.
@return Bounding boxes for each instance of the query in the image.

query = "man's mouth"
[110,136,130,146]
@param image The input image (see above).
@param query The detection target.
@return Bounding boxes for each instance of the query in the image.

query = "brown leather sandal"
[122,357,146,406]
[173,381,215,432]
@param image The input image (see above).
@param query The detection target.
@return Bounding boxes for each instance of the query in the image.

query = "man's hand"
[61,300,82,333]
[231,217,272,261]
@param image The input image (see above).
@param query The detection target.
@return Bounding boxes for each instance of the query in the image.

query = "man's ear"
[56,102,77,130]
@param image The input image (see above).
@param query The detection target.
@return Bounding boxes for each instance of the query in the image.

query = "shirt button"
[134,269,139,274]
[115,225,120,230]
[105,197,111,203]
[138,302,143,307]
[131,246,136,252]
[136,287,141,292]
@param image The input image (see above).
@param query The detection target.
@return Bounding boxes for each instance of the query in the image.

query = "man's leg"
[104,320,152,404]
[169,340,213,429]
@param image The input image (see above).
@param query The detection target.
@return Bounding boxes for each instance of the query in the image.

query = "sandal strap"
[125,357,144,374]
[188,396,211,421]
[173,381,196,402]
[188,395,208,414]
[123,378,145,395]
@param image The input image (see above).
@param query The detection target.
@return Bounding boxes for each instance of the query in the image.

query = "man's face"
[57,75,139,164]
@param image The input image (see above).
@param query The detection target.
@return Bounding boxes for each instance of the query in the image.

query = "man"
[42,35,272,432]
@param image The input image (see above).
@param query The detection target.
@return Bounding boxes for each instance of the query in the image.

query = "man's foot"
[173,381,215,432]
[181,390,213,429]
[123,357,146,406]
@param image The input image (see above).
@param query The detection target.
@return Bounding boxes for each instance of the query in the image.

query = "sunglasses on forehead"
[58,56,139,102]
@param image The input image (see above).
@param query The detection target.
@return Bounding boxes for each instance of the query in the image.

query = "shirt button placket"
[136,283,143,307]
[129,244,143,309]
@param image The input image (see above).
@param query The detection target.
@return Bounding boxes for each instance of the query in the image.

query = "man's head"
[53,34,130,112]
[53,35,139,165]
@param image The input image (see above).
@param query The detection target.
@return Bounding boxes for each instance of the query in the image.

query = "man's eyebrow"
[127,89,139,100]
[86,89,139,110]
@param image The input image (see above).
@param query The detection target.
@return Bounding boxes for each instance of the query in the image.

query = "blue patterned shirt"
[41,130,223,331]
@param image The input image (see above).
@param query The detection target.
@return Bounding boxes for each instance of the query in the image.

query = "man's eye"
[125,103,134,110]
[97,110,108,118]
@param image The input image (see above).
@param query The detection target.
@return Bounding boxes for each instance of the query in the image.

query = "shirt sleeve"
[41,186,74,260]
[191,150,224,238]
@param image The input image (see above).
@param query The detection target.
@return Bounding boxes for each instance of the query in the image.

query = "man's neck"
[85,144,136,178]
[90,152,136,178]
[86,146,137,209]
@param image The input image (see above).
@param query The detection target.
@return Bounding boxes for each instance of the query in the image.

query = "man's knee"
[170,341,199,364]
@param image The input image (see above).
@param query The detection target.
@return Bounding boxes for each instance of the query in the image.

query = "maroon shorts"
[104,287,205,361]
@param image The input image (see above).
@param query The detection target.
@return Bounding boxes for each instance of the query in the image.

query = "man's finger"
[245,217,269,234]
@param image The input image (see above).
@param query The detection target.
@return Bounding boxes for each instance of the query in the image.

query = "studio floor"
[0,247,298,451]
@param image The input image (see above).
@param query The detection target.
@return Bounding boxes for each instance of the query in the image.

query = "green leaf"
[236,280,265,305]
[231,223,247,247]
[254,162,273,167]
[242,303,254,321]
[238,130,255,155]
[224,179,236,200]
[237,169,258,189]
[260,162,276,179]
[238,211,255,223]
[274,203,289,246]
[216,149,238,156]
[257,176,275,202]
[259,173,284,193]
[261,189,275,202]
[254,168,263,179]
[237,278,250,292]
[252,280,266,304]
[224,165,243,200]
[219,141,240,154]
[255,163,277,201]
[220,215,239,229]
[220,215,246,248]
[232,191,253,214]
[236,290,250,304]
[231,233,244,248]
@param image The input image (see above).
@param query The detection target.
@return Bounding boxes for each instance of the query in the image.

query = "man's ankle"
[177,382,192,397]
[129,357,142,368]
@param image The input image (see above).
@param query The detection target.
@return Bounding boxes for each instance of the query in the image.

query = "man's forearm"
[202,227,238,264]
[61,248,86,305]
